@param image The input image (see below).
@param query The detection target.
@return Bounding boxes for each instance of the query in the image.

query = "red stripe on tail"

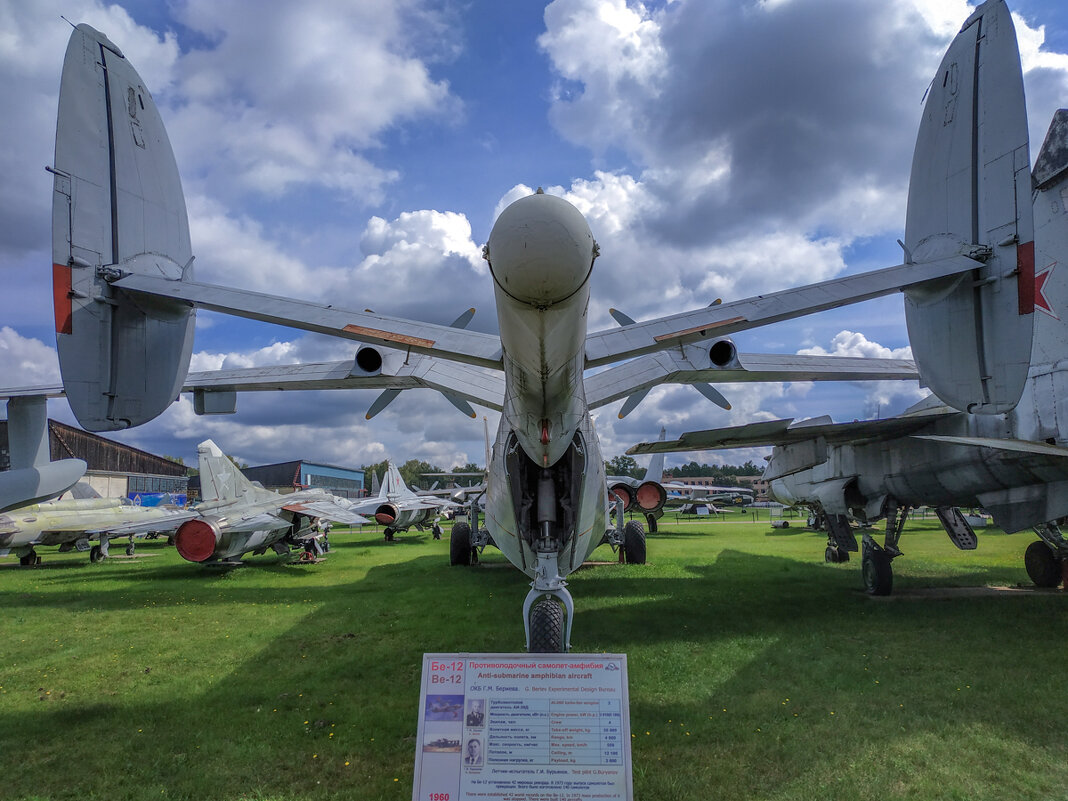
[52,263,73,334]
[1018,241,1035,315]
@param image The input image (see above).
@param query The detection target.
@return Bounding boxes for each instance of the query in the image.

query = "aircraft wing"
[86,510,200,536]
[280,499,369,525]
[584,255,980,368]
[585,350,919,410]
[112,274,504,370]
[626,408,959,455]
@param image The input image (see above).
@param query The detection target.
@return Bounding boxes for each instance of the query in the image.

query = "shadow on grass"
[1,543,1064,800]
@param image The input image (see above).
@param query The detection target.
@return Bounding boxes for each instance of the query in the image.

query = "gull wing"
[112,274,503,370]
[584,256,980,368]
[585,350,919,411]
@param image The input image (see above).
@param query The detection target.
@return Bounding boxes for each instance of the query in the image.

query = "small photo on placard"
[424,694,465,722]
[464,698,485,727]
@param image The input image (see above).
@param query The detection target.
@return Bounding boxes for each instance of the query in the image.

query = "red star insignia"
[1036,262,1058,319]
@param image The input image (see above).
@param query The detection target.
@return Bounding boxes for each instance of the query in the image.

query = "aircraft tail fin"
[197,440,259,502]
[903,0,1033,415]
[69,481,103,500]
[383,462,416,499]
[53,25,195,432]
[642,428,667,482]
[1029,109,1068,367]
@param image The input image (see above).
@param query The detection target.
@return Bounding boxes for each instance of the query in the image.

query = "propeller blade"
[366,389,401,419]
[449,307,476,329]
[440,391,477,418]
[618,388,651,419]
[693,383,731,411]
[609,308,637,327]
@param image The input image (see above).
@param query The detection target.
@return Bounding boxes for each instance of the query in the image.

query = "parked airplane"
[172,440,368,565]
[352,462,448,541]
[629,106,1068,596]
[23,2,1033,648]
[0,481,196,565]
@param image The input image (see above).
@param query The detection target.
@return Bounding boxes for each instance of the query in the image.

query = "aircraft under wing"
[280,499,369,526]
[84,509,198,536]
[913,435,1068,457]
[585,350,919,411]
[183,355,505,413]
[112,273,504,370]
[583,255,981,368]
[626,406,958,455]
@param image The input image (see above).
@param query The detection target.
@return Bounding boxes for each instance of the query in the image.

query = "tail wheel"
[862,548,893,595]
[1024,540,1062,587]
[623,520,646,565]
[529,598,565,653]
[450,522,472,566]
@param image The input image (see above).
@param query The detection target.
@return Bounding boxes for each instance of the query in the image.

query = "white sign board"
[412,653,632,801]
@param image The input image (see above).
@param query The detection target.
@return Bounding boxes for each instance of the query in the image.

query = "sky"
[2,0,1068,474]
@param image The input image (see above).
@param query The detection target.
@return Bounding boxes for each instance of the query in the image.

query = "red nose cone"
[375,512,396,526]
[175,519,218,562]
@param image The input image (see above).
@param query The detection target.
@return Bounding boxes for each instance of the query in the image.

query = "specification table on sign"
[412,654,632,801]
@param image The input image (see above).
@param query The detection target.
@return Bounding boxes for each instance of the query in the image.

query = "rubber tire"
[384,528,395,542]
[19,550,37,567]
[432,524,442,540]
[1024,540,1062,587]
[862,549,893,596]
[825,545,837,563]
[529,598,565,653]
[125,545,135,556]
[89,545,105,563]
[450,522,472,566]
[623,520,647,565]
[646,515,658,534]
[835,546,850,564]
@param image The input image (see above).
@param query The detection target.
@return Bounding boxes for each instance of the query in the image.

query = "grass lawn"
[1,513,1066,800]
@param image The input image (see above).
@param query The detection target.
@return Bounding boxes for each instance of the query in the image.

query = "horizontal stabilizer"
[0,461,87,513]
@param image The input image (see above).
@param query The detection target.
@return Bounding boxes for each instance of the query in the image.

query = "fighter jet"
[25,1,1034,649]
[351,462,448,541]
[629,106,1068,596]
[172,440,368,565]
[0,481,196,565]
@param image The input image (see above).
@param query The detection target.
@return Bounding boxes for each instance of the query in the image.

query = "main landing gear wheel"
[89,545,106,563]
[432,523,442,540]
[528,598,565,653]
[862,547,892,596]
[450,522,472,566]
[383,528,395,542]
[623,520,647,565]
[825,545,850,563]
[1024,541,1062,588]
[125,544,135,557]
[19,550,40,567]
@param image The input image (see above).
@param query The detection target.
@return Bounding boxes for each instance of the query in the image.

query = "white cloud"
[0,326,60,385]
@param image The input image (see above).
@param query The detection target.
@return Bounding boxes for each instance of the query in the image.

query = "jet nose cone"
[486,192,596,306]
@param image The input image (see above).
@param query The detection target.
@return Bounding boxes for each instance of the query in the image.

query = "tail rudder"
[1030,109,1068,368]
[197,440,254,502]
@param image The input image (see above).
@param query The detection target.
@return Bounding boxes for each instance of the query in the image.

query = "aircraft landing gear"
[860,502,908,595]
[622,520,646,564]
[432,523,442,540]
[18,548,40,566]
[825,543,850,563]
[1025,523,1068,587]
[528,597,565,652]
[89,541,110,563]
[383,528,396,542]
[450,521,472,565]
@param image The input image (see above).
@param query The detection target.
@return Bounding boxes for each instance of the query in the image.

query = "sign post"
[412,653,632,801]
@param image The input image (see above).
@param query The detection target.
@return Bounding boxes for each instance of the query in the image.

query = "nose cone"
[487,192,596,306]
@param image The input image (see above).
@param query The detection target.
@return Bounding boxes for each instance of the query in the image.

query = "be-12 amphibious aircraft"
[629,97,1068,594]
[173,440,368,565]
[18,0,1034,649]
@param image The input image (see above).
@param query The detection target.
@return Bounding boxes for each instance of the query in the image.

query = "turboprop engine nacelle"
[174,516,223,563]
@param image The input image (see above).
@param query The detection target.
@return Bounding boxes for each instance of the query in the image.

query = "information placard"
[412,653,632,801]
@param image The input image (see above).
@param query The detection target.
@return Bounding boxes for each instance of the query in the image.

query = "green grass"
[1,516,1066,800]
